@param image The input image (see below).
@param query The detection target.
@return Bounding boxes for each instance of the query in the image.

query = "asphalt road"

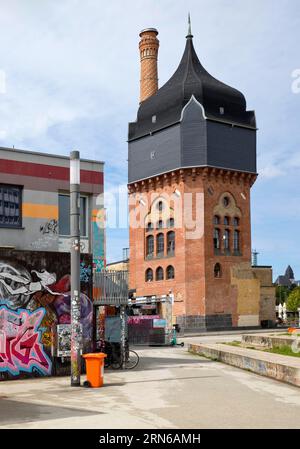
[0,335,300,429]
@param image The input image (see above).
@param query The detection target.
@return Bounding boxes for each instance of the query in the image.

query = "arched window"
[157,200,164,212]
[146,222,153,232]
[214,228,220,250]
[233,217,240,227]
[234,230,240,251]
[223,196,230,207]
[166,265,175,280]
[156,233,164,255]
[145,268,153,282]
[167,217,175,228]
[224,216,230,226]
[146,235,154,257]
[157,219,163,229]
[224,229,230,250]
[213,215,220,225]
[156,266,164,281]
[214,263,222,278]
[167,231,175,255]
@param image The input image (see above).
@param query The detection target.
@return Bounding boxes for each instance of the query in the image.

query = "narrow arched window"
[145,268,153,282]
[224,229,230,250]
[214,228,220,250]
[146,222,153,232]
[166,265,175,280]
[156,233,164,255]
[234,230,240,251]
[224,216,230,226]
[214,263,222,278]
[233,217,240,227]
[167,218,174,228]
[157,200,164,212]
[167,231,175,255]
[146,235,154,257]
[156,266,164,281]
[213,215,220,225]
[157,219,163,229]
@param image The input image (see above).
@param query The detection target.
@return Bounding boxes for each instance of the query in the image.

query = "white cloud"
[0,0,299,269]
[259,164,285,179]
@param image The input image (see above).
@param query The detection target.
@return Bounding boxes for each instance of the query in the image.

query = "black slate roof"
[129,33,256,141]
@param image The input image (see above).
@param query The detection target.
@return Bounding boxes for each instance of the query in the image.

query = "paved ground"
[1,334,300,429]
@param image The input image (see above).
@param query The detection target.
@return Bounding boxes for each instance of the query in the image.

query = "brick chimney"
[139,28,159,103]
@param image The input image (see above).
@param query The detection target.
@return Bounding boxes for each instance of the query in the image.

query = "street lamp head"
[70,150,80,185]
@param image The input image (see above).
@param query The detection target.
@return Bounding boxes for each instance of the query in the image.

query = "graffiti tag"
[80,263,92,283]
[0,306,52,376]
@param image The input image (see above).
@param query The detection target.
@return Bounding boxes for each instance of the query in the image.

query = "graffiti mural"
[40,219,58,235]
[0,250,93,380]
[0,306,52,376]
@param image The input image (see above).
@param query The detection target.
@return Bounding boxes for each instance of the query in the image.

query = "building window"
[167,231,175,255]
[146,222,153,232]
[157,219,164,229]
[58,194,87,236]
[167,217,175,228]
[146,235,154,257]
[224,216,230,226]
[223,196,230,207]
[214,263,222,278]
[213,228,220,250]
[224,229,230,250]
[0,185,22,228]
[233,217,240,226]
[156,233,164,256]
[157,200,164,212]
[166,265,175,280]
[213,215,220,225]
[156,266,164,281]
[145,268,153,282]
[234,230,240,251]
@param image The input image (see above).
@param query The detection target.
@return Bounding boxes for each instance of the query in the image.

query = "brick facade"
[128,167,274,331]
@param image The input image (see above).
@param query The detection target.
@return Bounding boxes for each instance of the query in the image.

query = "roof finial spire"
[186,12,193,39]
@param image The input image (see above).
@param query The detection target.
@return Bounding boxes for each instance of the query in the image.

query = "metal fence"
[93,270,128,305]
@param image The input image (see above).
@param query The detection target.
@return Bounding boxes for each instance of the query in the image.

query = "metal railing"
[93,270,128,305]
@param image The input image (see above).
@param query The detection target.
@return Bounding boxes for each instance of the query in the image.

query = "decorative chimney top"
[139,28,159,103]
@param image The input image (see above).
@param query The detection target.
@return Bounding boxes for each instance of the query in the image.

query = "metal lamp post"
[70,150,82,386]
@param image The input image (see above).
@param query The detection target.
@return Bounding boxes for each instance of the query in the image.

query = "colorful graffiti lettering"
[0,306,52,376]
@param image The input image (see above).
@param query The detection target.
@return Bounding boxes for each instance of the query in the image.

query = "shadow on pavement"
[134,355,212,371]
[107,374,220,387]
[0,398,101,426]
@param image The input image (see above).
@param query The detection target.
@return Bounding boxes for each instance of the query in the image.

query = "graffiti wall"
[0,249,93,380]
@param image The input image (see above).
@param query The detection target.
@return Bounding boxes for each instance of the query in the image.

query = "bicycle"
[104,340,139,370]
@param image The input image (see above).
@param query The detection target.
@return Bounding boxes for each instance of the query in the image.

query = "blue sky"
[0,0,299,280]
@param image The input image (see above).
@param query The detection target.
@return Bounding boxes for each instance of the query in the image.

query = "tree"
[286,287,300,312]
[276,285,289,305]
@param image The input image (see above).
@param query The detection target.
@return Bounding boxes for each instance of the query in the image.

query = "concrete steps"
[188,342,300,387]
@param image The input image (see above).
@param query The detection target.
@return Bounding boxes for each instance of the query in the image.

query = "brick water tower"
[127,21,273,332]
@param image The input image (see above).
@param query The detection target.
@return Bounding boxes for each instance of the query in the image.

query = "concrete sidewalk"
[1,346,300,429]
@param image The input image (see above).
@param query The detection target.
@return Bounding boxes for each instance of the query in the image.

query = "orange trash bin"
[83,353,107,388]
